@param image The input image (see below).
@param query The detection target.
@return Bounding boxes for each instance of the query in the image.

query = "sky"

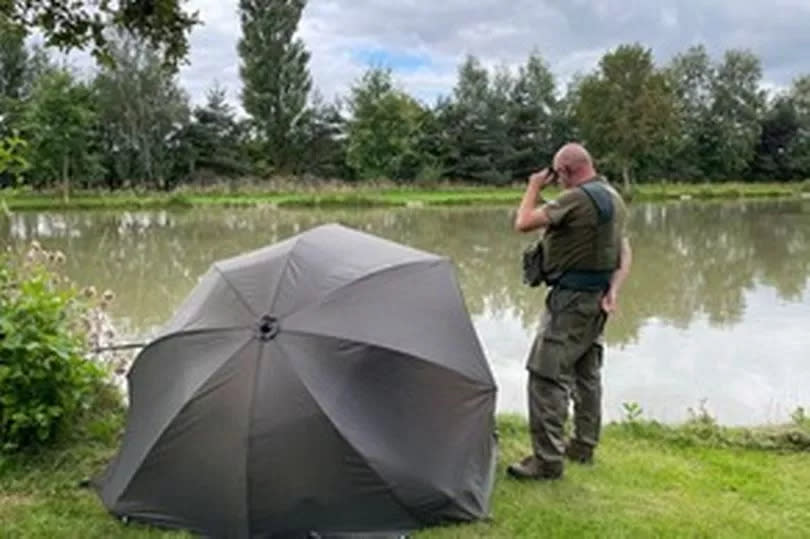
[86,0,810,109]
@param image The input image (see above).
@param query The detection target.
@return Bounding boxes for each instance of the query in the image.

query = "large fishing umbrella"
[93,223,498,538]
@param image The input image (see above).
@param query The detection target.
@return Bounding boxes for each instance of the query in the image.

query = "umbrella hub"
[256,314,280,342]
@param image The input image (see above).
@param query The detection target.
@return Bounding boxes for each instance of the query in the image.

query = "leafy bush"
[0,243,111,452]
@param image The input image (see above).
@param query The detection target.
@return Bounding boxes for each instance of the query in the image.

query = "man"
[508,142,632,481]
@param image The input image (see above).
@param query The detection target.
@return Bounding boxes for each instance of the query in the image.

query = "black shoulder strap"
[579,180,614,225]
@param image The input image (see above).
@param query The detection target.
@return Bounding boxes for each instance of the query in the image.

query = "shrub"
[0,243,111,452]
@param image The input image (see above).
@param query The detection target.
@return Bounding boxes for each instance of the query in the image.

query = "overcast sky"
[174,0,810,109]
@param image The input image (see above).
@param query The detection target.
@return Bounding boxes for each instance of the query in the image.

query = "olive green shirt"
[541,178,626,280]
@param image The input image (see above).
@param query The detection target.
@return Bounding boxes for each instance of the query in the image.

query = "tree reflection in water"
[3,199,810,424]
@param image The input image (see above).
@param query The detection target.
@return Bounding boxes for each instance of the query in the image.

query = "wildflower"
[30,240,41,251]
[83,286,96,298]
[54,251,66,264]
[103,289,115,302]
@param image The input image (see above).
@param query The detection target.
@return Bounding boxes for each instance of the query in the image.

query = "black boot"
[564,440,594,464]
[507,455,563,481]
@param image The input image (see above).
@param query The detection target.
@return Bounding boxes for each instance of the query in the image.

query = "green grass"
[422,415,810,539]
[2,409,809,539]
[3,180,809,211]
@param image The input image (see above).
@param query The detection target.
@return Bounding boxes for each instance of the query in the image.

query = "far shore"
[2,180,809,212]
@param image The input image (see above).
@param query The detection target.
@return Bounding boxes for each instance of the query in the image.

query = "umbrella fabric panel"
[211,236,299,320]
[283,260,494,386]
[248,342,419,536]
[158,268,258,335]
[98,328,253,506]
[270,225,440,318]
[113,339,260,538]
[278,331,496,523]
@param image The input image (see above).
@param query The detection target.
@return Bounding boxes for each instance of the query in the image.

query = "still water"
[3,198,810,426]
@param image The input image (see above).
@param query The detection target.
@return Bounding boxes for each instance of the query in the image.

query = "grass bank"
[2,408,809,538]
[3,181,810,212]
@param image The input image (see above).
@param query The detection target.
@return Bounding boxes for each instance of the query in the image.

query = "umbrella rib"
[212,263,261,318]
[133,326,253,359]
[272,342,426,529]
[244,339,264,537]
[282,327,496,391]
[264,235,301,315]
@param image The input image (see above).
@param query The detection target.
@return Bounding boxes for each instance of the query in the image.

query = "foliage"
[0,243,113,453]
[574,43,678,190]
[703,50,766,180]
[346,67,428,181]
[92,32,190,190]
[238,0,311,173]
[792,407,810,429]
[176,82,251,182]
[1,0,200,70]
[20,67,99,197]
[2,25,810,190]
[440,55,510,184]
[0,17,29,101]
[621,401,644,423]
[292,90,349,179]
[0,132,30,182]
[507,53,559,178]
[785,75,810,178]
[750,96,800,180]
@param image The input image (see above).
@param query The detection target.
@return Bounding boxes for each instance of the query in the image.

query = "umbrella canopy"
[94,223,498,538]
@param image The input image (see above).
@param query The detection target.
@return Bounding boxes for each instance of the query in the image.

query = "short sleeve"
[543,189,584,226]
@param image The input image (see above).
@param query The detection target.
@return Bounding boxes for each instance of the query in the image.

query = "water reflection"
[2,199,809,425]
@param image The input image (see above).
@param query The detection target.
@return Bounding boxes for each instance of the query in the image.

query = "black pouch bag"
[522,239,545,287]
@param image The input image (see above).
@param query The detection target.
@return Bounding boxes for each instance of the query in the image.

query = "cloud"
[51,1,810,109]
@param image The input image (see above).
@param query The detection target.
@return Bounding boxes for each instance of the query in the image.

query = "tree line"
[2,1,810,195]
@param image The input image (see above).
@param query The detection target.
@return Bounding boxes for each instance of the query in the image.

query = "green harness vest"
[521,179,620,292]
[551,180,617,292]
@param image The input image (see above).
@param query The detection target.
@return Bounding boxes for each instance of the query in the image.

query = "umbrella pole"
[91,342,148,354]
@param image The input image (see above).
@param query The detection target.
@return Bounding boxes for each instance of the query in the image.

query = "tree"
[93,32,190,189]
[574,43,677,190]
[0,18,29,187]
[181,83,250,180]
[666,44,715,180]
[345,67,427,181]
[507,52,557,178]
[293,90,349,179]
[750,96,800,180]
[0,18,28,102]
[238,0,312,173]
[785,75,810,179]
[441,55,510,183]
[22,68,98,199]
[703,50,765,179]
[1,0,200,70]
[485,64,516,180]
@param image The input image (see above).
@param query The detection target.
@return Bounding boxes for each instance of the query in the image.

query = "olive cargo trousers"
[526,286,608,465]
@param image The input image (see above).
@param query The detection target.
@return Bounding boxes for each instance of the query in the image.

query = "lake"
[3,198,810,426]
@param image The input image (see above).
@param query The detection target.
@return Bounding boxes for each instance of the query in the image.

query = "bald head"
[553,143,596,187]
